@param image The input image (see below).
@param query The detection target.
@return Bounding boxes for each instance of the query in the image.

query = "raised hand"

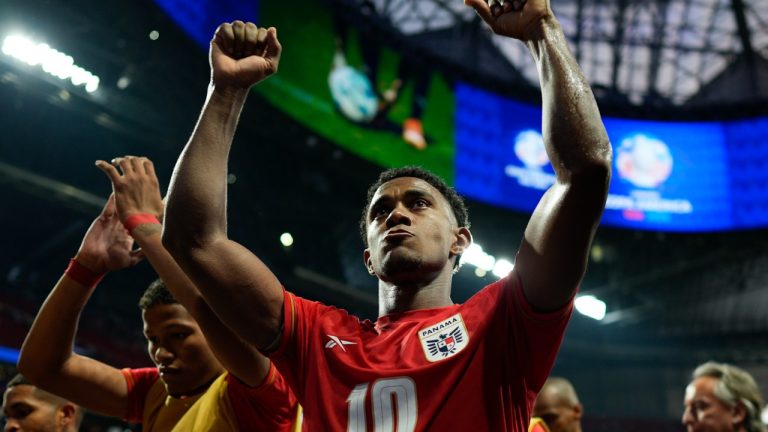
[95,156,164,223]
[465,0,553,40]
[209,21,281,90]
[74,195,142,274]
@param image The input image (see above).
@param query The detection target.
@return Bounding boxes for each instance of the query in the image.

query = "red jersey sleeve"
[120,367,159,423]
[227,363,300,431]
[504,271,575,392]
[270,289,330,400]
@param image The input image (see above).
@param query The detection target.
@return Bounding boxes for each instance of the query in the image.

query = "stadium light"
[462,243,495,271]
[280,232,294,247]
[575,295,607,320]
[2,34,100,93]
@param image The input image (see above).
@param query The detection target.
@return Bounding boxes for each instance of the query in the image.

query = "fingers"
[143,158,157,180]
[112,157,133,176]
[214,22,235,55]
[128,156,145,174]
[95,160,121,185]
[232,20,246,57]
[244,22,259,56]
[264,27,282,62]
[103,156,156,178]
[465,0,495,23]
[509,0,526,12]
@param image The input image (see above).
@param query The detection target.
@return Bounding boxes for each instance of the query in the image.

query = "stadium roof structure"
[338,0,768,118]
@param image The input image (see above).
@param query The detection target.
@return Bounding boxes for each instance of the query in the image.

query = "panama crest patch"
[418,313,469,362]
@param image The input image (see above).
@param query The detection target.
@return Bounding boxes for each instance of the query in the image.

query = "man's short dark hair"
[138,279,177,310]
[359,166,470,268]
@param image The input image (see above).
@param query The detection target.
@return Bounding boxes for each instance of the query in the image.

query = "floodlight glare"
[2,34,100,93]
[462,243,496,271]
[575,295,607,321]
[492,259,514,278]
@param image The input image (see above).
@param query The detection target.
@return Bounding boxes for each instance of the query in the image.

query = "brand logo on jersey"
[418,314,469,362]
[325,335,356,352]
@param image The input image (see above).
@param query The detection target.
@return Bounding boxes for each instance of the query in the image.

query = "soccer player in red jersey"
[163,0,612,429]
[17,157,300,431]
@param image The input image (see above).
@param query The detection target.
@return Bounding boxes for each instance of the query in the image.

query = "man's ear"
[573,403,583,420]
[730,402,746,427]
[450,227,472,256]
[57,403,77,427]
[363,249,376,275]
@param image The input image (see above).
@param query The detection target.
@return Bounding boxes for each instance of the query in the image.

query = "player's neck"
[377,271,453,317]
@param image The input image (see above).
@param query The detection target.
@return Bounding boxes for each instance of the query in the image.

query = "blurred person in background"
[683,361,766,432]
[532,377,583,432]
[2,374,83,432]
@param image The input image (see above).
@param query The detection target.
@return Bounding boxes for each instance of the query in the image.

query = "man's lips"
[384,229,414,240]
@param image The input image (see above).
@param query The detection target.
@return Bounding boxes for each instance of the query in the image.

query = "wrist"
[65,258,105,289]
[522,14,560,43]
[208,82,251,101]
[123,213,161,234]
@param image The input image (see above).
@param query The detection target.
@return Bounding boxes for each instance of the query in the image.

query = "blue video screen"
[455,83,768,232]
[152,0,258,48]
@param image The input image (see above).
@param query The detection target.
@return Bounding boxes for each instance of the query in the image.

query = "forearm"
[164,85,249,249]
[133,225,270,385]
[18,273,94,381]
[527,18,612,179]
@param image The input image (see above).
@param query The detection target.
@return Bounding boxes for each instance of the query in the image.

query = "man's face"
[682,376,744,432]
[142,303,223,397]
[364,177,465,283]
[2,385,59,432]
[533,390,581,432]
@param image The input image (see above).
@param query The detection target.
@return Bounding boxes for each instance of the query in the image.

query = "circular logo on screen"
[514,130,549,168]
[616,134,673,188]
[328,65,378,123]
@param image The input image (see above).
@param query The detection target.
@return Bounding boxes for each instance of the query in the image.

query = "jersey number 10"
[346,377,417,432]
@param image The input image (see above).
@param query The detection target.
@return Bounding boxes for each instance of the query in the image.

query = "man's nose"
[154,345,174,363]
[385,205,411,228]
[681,406,695,425]
[4,418,19,432]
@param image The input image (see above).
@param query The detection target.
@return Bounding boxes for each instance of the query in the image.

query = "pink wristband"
[65,259,104,289]
[123,213,160,233]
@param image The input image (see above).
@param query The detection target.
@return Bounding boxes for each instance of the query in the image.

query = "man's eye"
[171,332,189,341]
[414,199,429,208]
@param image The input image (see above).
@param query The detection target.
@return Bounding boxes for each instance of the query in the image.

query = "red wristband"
[65,259,105,289]
[123,213,160,233]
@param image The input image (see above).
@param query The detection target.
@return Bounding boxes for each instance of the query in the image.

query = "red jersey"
[271,271,573,431]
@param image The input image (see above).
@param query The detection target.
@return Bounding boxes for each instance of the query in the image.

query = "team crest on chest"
[418,313,469,362]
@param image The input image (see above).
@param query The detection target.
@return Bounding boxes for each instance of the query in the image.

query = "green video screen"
[255,0,456,182]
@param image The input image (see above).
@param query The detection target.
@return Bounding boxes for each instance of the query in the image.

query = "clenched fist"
[210,21,282,90]
[466,0,553,41]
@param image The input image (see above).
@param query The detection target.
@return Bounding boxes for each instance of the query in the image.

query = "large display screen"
[154,0,768,232]
[455,83,768,231]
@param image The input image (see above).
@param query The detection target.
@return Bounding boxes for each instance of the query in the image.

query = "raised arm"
[468,0,612,311]
[17,196,142,417]
[97,156,270,386]
[162,22,285,350]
